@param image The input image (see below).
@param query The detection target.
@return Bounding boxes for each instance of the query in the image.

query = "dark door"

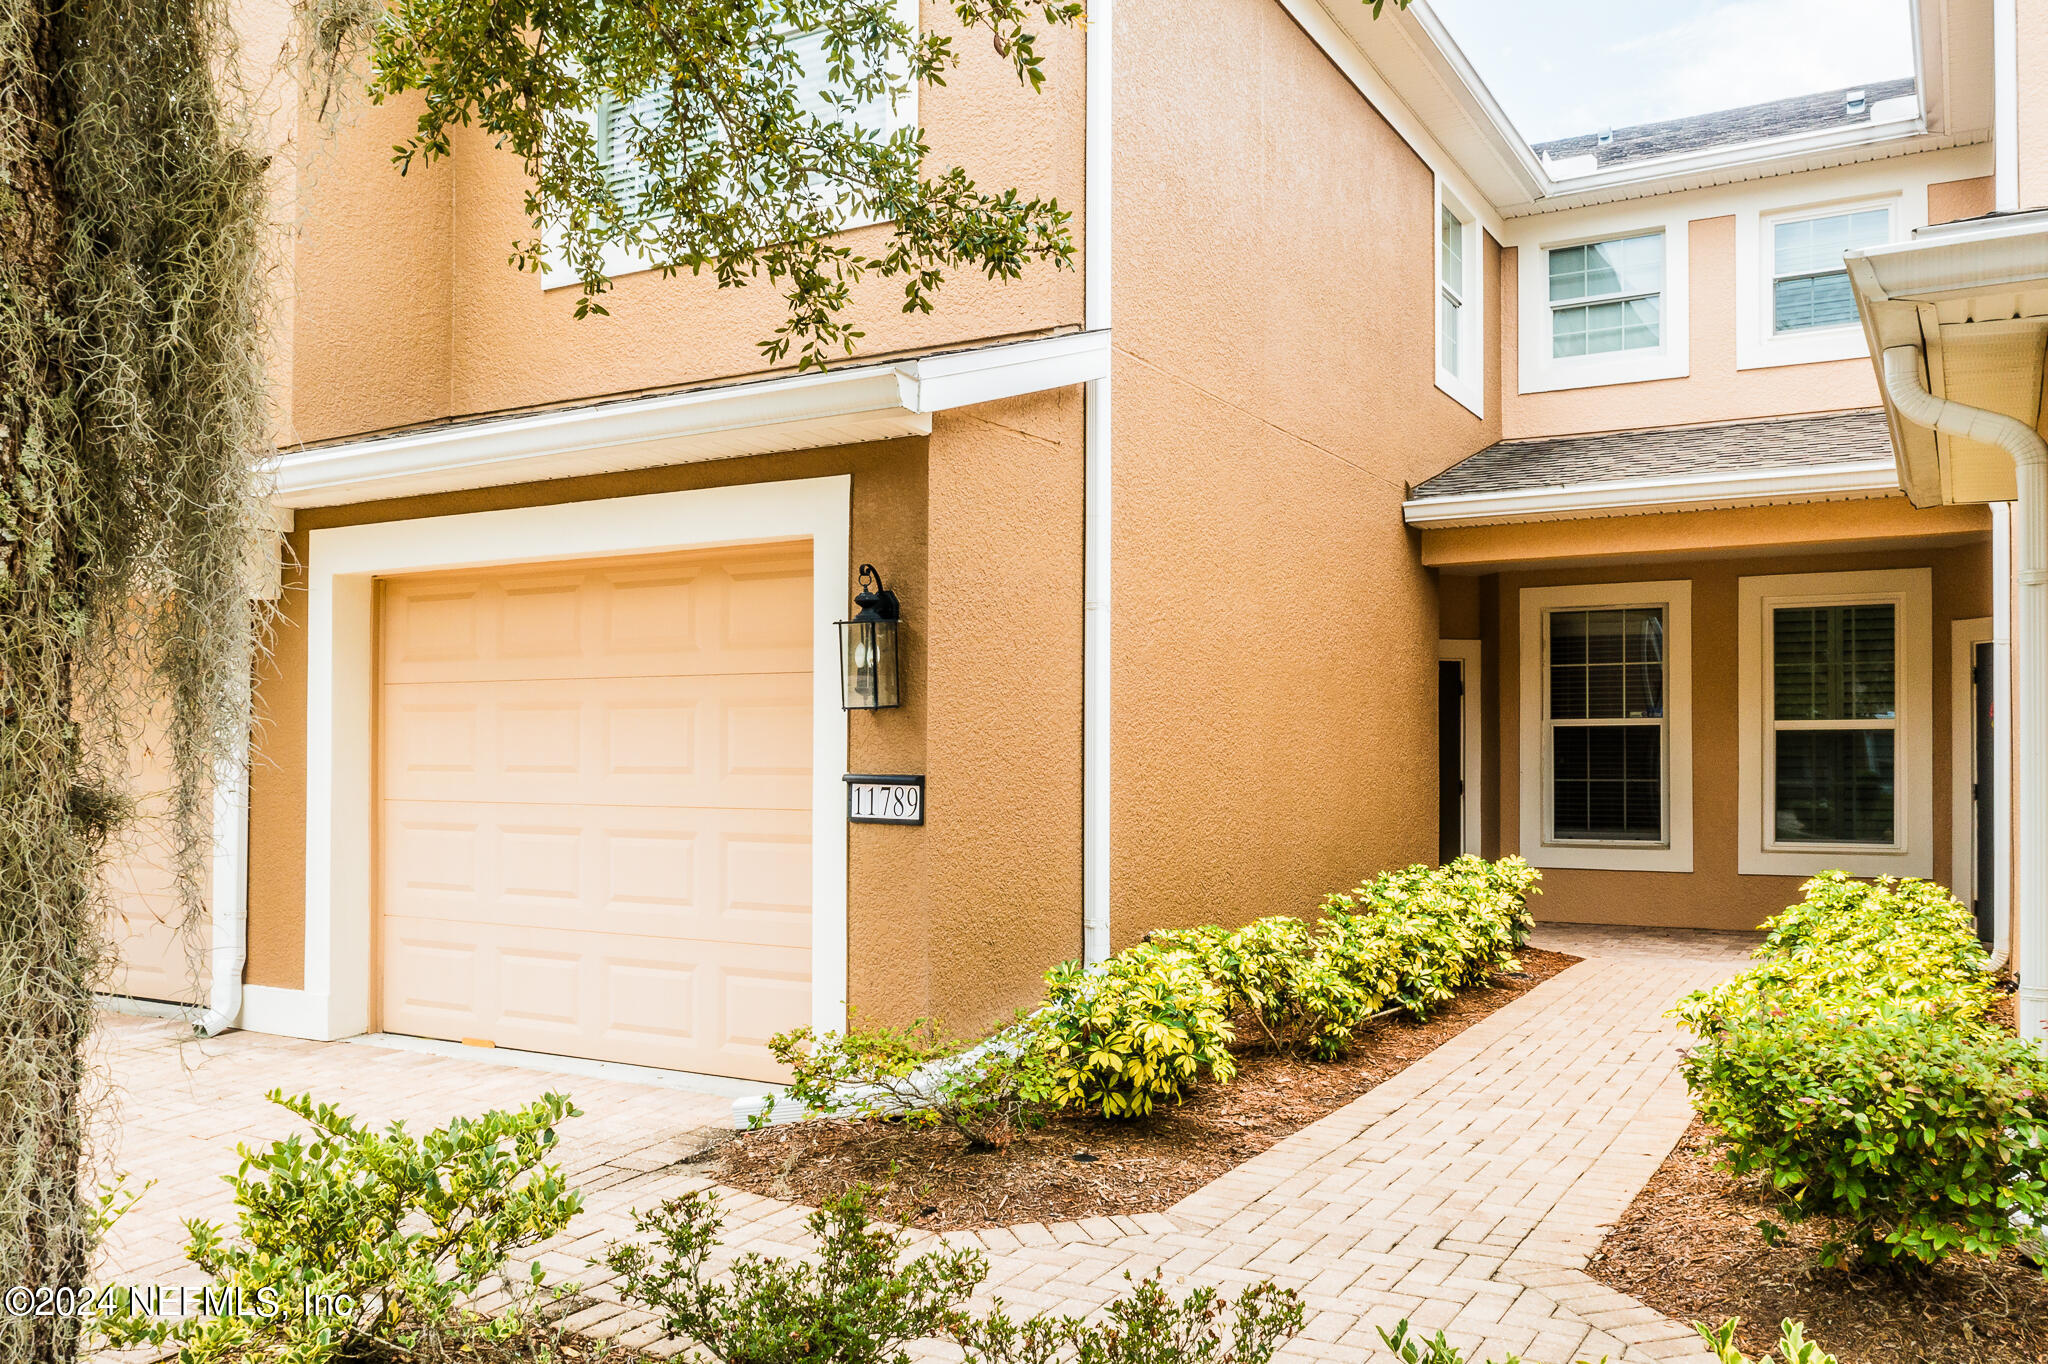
[1974,641,1997,946]
[1438,660,1464,865]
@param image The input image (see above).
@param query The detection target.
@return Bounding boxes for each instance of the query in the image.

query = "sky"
[1427,0,1919,146]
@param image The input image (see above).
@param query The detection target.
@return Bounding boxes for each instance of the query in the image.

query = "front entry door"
[1973,640,1997,946]
[1438,659,1465,865]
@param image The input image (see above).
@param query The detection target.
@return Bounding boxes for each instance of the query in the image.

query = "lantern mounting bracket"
[854,563,900,621]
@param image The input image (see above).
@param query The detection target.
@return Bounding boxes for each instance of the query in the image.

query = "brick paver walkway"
[91,924,1758,1362]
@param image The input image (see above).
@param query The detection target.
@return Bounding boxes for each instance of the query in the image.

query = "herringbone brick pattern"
[91,924,1758,1362]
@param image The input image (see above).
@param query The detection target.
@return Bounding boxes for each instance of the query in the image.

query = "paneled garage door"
[376,543,813,1082]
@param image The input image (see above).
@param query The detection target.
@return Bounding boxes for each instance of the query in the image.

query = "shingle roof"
[1531,78,1917,172]
[1409,410,1892,501]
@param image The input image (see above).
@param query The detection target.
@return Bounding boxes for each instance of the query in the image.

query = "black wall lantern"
[836,563,901,710]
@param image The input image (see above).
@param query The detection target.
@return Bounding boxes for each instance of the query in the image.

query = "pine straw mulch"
[708,947,1581,1232]
[1589,1004,2048,1364]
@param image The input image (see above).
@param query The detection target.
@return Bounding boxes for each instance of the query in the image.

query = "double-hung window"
[1519,582,1693,872]
[1771,206,1890,333]
[1738,569,1932,877]
[1548,232,1663,359]
[1440,204,1466,375]
[1434,182,1482,414]
[1544,607,1667,844]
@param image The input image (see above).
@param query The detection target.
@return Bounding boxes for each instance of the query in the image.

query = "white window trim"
[1518,220,1689,394]
[251,476,853,1046]
[1952,616,1993,907]
[1433,177,1485,418]
[1439,639,1483,855]
[1736,191,1913,371]
[543,0,919,290]
[1518,581,1694,873]
[1737,568,1934,878]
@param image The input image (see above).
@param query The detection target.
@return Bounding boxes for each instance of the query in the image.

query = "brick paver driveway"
[92,923,1758,1362]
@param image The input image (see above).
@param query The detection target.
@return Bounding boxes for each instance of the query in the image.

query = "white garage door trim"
[253,475,851,1047]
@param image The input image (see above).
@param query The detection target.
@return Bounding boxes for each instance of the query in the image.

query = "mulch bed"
[1589,1111,2048,1363]
[709,947,1581,1232]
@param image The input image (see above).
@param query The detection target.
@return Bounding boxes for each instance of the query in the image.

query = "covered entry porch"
[1411,411,1996,934]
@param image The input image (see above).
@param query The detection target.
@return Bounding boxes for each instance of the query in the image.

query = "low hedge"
[1024,854,1541,1118]
[1677,872,2047,1272]
[776,855,1543,1128]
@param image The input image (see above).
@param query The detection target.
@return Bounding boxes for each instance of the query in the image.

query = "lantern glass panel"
[838,617,900,709]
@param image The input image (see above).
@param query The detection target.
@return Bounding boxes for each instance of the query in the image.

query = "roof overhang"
[268,330,1110,509]
[1401,459,1906,528]
[1290,0,1987,221]
[1847,211,2048,508]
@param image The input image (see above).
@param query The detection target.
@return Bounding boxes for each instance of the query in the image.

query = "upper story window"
[1433,179,1483,417]
[1439,204,1466,374]
[1771,206,1890,333]
[1548,232,1664,359]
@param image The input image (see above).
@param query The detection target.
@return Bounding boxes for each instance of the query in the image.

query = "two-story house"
[98,0,2034,1082]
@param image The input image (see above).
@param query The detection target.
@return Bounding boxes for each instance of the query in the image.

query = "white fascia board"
[269,330,1109,508]
[1401,459,1905,528]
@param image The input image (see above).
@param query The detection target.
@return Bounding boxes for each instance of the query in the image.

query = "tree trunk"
[0,2,99,1361]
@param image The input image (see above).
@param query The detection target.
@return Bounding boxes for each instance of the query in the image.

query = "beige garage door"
[377,544,814,1082]
[102,696,210,1005]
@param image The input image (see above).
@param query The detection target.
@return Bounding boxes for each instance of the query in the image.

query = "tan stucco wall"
[286,2,1087,447]
[1501,215,1876,439]
[1929,175,1996,225]
[1487,541,1991,931]
[248,389,1083,1034]
[1107,0,1500,944]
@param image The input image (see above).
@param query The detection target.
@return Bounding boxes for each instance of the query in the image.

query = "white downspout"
[194,742,251,1037]
[1882,346,2047,1039]
[1993,501,2016,968]
[1996,0,2020,212]
[1081,0,1113,965]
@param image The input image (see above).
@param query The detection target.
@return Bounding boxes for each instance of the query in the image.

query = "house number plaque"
[844,774,925,825]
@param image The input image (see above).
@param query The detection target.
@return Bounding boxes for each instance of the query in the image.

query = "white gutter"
[195,744,252,1036]
[1081,0,1112,966]
[268,331,1112,508]
[1400,459,1904,528]
[1880,346,2048,1041]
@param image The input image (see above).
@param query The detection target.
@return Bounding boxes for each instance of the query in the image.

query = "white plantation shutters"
[591,29,894,222]
[1771,207,1889,333]
[1768,602,1899,844]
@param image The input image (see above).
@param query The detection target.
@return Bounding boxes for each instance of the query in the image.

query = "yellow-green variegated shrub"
[1038,947,1236,1118]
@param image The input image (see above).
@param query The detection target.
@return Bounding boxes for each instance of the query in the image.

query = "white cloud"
[1430,0,1916,144]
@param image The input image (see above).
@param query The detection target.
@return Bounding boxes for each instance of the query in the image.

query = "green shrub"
[607,1185,1306,1364]
[1378,1317,1839,1364]
[960,1271,1304,1363]
[1681,1002,2048,1269]
[1676,872,1995,1033]
[96,1091,583,1364]
[1038,945,1237,1118]
[1320,855,1536,1017]
[607,1185,987,1364]
[1149,915,1379,1059]
[770,1014,1055,1150]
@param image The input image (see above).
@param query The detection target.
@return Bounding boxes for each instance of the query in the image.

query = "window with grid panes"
[1548,233,1663,359]
[1544,606,1666,842]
